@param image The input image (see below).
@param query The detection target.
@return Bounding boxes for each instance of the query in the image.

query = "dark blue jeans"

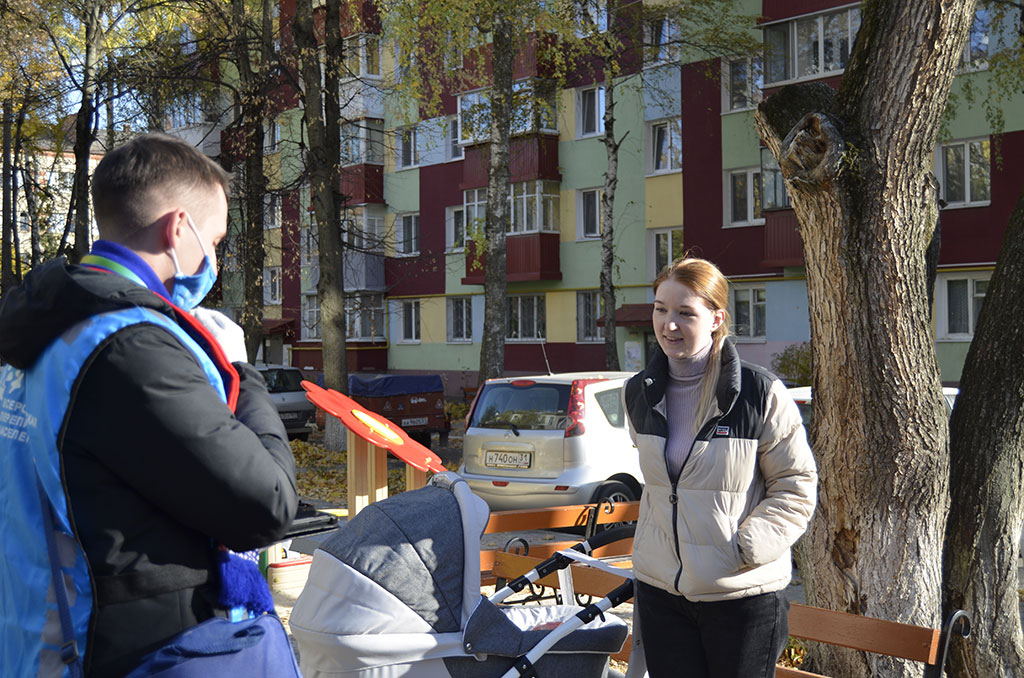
[635,581,789,678]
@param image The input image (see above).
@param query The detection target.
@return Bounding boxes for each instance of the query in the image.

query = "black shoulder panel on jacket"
[716,362,777,441]
[624,372,668,439]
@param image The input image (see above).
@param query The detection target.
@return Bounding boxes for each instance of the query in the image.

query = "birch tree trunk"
[478,12,515,382]
[71,0,102,264]
[754,2,976,675]
[2,99,12,295]
[943,189,1024,678]
[600,72,619,371]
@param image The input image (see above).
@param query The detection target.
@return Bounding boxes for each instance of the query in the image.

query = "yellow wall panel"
[645,173,683,230]
[558,89,575,144]
[420,297,445,344]
[546,290,577,343]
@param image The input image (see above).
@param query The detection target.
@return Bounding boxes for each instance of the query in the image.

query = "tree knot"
[780,112,845,190]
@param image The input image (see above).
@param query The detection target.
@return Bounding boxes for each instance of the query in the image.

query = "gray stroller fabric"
[318,485,465,633]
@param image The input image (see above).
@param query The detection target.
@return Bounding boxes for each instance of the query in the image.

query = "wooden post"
[346,429,389,517]
[405,464,427,491]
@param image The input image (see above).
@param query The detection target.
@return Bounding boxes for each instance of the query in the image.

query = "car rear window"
[594,387,625,427]
[469,383,571,431]
[260,368,304,393]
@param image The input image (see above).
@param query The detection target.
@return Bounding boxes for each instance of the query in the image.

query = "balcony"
[343,250,386,292]
[461,232,561,284]
[762,210,804,268]
[339,164,384,205]
[339,82,384,120]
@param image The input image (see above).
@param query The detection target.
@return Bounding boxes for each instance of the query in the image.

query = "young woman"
[623,257,817,677]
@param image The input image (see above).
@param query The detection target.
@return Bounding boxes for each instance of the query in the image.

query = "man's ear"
[161,209,188,250]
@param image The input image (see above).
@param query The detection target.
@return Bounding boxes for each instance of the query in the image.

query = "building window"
[365,120,384,164]
[939,139,990,207]
[397,213,420,255]
[731,285,766,339]
[168,93,203,129]
[344,34,381,78]
[397,126,418,168]
[578,86,605,137]
[346,293,385,341]
[508,180,560,234]
[760,147,790,211]
[341,120,384,166]
[941,274,989,338]
[458,90,490,144]
[301,293,321,340]
[464,187,487,236]
[264,194,281,229]
[647,17,680,63]
[652,227,685,278]
[507,294,546,341]
[263,267,282,305]
[726,168,763,226]
[447,296,473,342]
[724,57,762,112]
[577,290,604,342]
[763,5,861,84]
[650,118,682,173]
[447,116,462,160]
[579,188,603,239]
[574,0,608,35]
[300,224,318,267]
[347,210,385,253]
[264,120,280,153]
[962,7,990,69]
[401,300,420,342]
[446,205,466,250]
[511,79,558,135]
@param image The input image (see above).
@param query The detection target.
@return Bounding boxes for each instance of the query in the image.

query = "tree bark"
[295,0,348,449]
[72,0,103,264]
[478,12,515,383]
[943,188,1024,678]
[2,99,13,296]
[755,3,976,676]
[600,71,620,371]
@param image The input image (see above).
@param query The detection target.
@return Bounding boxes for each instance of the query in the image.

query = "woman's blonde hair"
[653,257,732,428]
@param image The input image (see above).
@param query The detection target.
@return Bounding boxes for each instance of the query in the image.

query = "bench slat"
[480,540,634,584]
[485,502,639,533]
[788,603,941,665]
[775,666,829,678]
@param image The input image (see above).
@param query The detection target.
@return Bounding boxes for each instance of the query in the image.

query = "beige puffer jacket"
[623,339,817,601]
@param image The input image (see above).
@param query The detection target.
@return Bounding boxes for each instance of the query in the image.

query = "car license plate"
[279,412,300,421]
[485,451,532,469]
[401,417,428,427]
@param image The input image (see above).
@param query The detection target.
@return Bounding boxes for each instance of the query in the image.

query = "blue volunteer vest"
[0,307,227,678]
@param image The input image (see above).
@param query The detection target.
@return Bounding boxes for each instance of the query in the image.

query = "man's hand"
[192,307,248,364]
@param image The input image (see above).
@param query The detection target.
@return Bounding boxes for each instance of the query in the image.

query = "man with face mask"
[0,134,299,677]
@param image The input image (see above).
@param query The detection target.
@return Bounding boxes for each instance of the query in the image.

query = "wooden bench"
[487,520,971,676]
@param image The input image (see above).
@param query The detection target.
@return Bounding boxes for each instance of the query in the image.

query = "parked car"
[257,364,316,440]
[786,385,959,429]
[459,372,641,511]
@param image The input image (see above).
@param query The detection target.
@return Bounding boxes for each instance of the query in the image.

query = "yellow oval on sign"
[352,409,403,445]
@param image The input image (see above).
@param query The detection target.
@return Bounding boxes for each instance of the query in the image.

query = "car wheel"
[592,480,635,504]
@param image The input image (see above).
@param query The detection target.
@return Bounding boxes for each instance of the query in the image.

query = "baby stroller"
[289,472,634,678]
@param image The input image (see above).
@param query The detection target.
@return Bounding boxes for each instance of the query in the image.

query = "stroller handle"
[574,525,635,553]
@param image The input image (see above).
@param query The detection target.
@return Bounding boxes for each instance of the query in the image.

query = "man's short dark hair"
[91,133,232,239]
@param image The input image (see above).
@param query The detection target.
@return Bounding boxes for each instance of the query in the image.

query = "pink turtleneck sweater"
[664,340,712,479]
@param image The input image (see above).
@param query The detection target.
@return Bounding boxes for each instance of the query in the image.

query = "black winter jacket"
[0,259,298,676]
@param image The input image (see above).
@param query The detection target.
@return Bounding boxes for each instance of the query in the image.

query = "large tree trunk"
[755,3,976,676]
[295,0,348,450]
[478,13,514,382]
[943,188,1024,678]
[2,99,13,296]
[600,72,619,371]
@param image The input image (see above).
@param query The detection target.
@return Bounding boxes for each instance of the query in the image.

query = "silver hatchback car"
[459,372,641,511]
[257,364,317,440]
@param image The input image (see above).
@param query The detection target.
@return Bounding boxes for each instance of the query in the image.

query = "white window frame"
[574,0,608,36]
[464,188,487,238]
[345,292,385,341]
[300,223,318,267]
[263,266,282,305]
[397,125,419,169]
[578,188,603,239]
[264,120,280,153]
[730,285,767,340]
[762,4,861,86]
[301,293,321,340]
[937,272,990,340]
[447,296,473,343]
[401,299,421,343]
[508,180,560,234]
[649,227,685,280]
[577,290,604,343]
[446,116,463,161]
[507,294,546,341]
[725,167,764,227]
[646,17,681,64]
[343,34,382,79]
[264,194,282,230]
[722,57,763,113]
[446,204,466,251]
[397,212,420,256]
[760,147,790,211]
[577,85,605,138]
[937,138,991,208]
[649,118,682,174]
[511,79,558,136]
[458,90,490,145]
[960,6,990,71]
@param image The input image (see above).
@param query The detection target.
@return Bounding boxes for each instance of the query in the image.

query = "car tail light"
[510,380,536,387]
[565,379,602,438]
[554,485,569,491]
[492,481,509,487]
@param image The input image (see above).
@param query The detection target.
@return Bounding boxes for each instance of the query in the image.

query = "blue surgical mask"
[168,213,217,310]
